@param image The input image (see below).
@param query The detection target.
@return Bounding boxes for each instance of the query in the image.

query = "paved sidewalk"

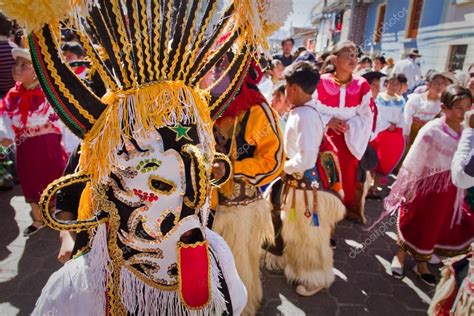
[259,198,438,315]
[0,186,438,315]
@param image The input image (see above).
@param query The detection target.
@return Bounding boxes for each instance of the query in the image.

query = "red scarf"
[0,82,47,128]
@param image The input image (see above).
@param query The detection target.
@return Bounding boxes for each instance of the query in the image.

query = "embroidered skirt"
[397,179,474,261]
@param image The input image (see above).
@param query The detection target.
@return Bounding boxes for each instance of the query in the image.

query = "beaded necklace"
[332,73,353,86]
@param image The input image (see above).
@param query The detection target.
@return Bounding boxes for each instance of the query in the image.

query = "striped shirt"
[0,37,16,97]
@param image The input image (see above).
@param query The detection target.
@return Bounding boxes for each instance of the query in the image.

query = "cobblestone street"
[0,185,438,315]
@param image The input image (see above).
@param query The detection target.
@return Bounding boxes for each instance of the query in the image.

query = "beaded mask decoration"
[1,0,292,314]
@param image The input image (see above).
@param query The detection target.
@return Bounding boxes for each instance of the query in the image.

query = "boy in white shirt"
[272,61,346,296]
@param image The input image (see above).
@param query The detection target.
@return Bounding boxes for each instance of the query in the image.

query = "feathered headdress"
[1,1,293,313]
[1,0,292,182]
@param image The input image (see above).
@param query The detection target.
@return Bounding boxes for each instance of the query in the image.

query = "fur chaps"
[281,190,346,289]
[213,198,273,316]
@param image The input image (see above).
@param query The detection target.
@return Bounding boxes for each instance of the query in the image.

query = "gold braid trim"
[152,1,161,82]
[138,0,154,81]
[39,173,108,231]
[91,185,126,314]
[77,30,118,90]
[177,240,212,310]
[95,6,131,88]
[176,0,204,80]
[182,144,210,210]
[36,28,97,124]
[208,49,250,112]
[132,0,146,84]
[110,0,137,87]
[206,43,244,93]
[168,2,189,80]
[160,0,173,79]
[181,0,219,81]
[210,152,232,187]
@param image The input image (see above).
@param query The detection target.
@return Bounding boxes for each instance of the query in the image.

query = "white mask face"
[110,129,201,288]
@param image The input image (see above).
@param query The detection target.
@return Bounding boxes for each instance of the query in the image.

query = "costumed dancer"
[0,0,293,314]
[368,73,407,198]
[0,47,67,236]
[212,59,285,315]
[315,41,373,223]
[266,61,345,296]
[387,85,474,286]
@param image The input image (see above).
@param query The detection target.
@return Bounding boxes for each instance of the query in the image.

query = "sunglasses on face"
[337,51,358,60]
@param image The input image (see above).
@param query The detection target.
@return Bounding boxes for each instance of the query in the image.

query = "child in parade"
[270,83,290,134]
[368,73,407,198]
[275,61,345,296]
[0,48,67,236]
[388,85,474,286]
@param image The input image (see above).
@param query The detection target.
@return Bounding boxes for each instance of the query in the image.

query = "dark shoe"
[0,173,14,190]
[23,224,45,237]
[366,191,382,200]
[413,266,436,286]
[330,238,337,250]
[345,211,366,224]
[390,256,404,279]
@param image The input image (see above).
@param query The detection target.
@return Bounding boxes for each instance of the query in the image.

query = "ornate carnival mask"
[0,0,293,313]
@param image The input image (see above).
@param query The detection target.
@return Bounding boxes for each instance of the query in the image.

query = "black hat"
[359,68,387,81]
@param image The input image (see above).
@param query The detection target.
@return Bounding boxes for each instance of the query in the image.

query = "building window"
[447,45,468,71]
[407,0,424,39]
[374,4,387,43]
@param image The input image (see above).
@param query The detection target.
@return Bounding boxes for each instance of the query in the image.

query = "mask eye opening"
[148,176,176,195]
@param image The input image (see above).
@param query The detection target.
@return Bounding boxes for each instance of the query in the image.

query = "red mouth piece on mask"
[178,240,211,309]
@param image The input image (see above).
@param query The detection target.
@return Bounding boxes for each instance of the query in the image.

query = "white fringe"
[119,246,227,316]
[75,224,110,315]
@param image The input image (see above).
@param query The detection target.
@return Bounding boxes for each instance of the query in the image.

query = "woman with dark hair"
[373,55,386,72]
[315,41,374,223]
[387,85,474,286]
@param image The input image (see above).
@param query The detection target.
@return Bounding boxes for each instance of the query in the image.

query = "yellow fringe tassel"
[232,0,289,51]
[0,0,93,32]
[78,182,93,220]
[79,81,213,184]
